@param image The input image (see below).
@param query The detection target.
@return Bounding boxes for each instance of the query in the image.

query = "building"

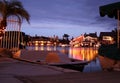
[70,35,84,47]
[82,32,98,47]
[99,32,116,45]
[27,36,59,46]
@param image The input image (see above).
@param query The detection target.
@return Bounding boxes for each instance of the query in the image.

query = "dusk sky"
[20,0,119,38]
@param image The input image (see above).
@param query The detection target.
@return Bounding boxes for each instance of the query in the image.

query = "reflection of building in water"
[69,47,98,61]
[26,46,57,51]
[58,47,69,55]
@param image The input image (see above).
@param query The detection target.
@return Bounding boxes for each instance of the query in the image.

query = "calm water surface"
[26,46,102,72]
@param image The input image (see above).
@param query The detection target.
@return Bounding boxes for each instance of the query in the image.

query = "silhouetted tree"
[0,0,30,37]
[63,34,69,40]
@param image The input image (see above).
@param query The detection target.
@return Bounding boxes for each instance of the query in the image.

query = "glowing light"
[69,47,98,61]
[35,41,38,46]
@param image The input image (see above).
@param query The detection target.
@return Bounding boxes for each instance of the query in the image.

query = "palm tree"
[63,34,69,40]
[0,0,30,37]
[62,34,70,44]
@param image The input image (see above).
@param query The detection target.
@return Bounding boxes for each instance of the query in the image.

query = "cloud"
[91,15,117,30]
[21,0,120,37]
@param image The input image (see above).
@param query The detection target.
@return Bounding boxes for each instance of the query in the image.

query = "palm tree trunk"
[0,19,7,29]
[0,18,7,37]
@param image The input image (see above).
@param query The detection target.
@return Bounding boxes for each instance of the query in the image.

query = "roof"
[31,36,50,41]
[84,33,97,37]
[99,32,116,37]
[99,2,120,19]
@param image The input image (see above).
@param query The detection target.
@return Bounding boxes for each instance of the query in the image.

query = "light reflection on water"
[26,46,98,61]
[27,46,57,51]
[26,46,102,72]
[69,47,98,61]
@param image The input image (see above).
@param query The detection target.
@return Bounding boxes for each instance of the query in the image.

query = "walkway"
[0,57,120,83]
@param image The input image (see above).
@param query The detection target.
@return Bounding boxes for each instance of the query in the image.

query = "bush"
[98,44,120,60]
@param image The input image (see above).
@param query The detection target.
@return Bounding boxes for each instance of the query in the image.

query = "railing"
[0,16,21,53]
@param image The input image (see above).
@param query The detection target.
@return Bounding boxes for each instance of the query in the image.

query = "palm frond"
[0,0,30,23]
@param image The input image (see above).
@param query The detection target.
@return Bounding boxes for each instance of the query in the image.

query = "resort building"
[70,32,98,47]
[82,32,98,47]
[99,32,116,45]
[27,36,59,46]
[70,35,84,47]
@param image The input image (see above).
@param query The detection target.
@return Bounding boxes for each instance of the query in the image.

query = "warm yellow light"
[35,41,38,46]
[69,48,98,61]
[35,46,39,50]
[41,43,44,46]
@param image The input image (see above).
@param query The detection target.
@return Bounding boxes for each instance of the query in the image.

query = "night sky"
[20,0,120,38]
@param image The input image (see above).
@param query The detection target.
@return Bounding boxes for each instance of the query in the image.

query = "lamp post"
[117,10,120,48]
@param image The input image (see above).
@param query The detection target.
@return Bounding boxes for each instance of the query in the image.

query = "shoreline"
[1,49,120,83]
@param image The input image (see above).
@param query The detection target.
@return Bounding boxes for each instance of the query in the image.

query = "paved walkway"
[18,71,120,83]
[0,57,120,83]
[0,57,78,83]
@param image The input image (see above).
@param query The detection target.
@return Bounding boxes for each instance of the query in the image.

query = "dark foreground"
[16,71,120,83]
[0,57,120,83]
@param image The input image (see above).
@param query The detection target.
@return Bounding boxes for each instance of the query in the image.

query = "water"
[26,46,102,72]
